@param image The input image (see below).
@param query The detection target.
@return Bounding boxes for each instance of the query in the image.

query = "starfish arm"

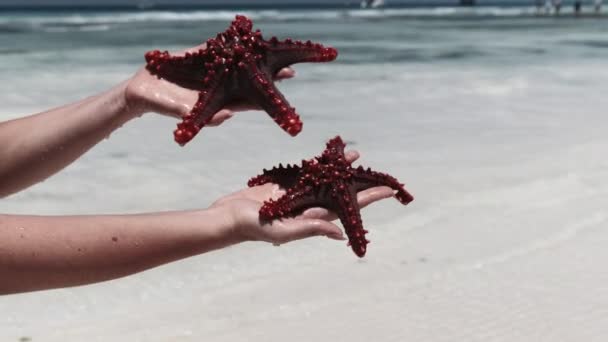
[259,186,317,221]
[247,163,301,188]
[173,70,230,145]
[244,63,303,136]
[352,167,414,205]
[145,50,211,89]
[318,136,347,163]
[264,38,338,72]
[331,181,368,258]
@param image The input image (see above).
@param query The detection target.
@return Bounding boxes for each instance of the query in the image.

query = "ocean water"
[3,7,608,341]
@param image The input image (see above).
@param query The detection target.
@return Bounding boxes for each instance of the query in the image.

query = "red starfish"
[248,136,414,257]
[144,15,338,145]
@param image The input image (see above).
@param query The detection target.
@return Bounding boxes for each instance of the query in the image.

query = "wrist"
[102,79,145,124]
[153,207,244,258]
[192,205,247,248]
[120,77,148,119]
[208,202,254,244]
[122,70,152,120]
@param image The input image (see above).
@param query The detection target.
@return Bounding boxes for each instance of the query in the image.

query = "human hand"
[211,150,395,246]
[124,43,295,125]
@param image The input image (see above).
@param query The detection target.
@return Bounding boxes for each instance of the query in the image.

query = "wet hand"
[211,150,395,246]
[125,43,295,125]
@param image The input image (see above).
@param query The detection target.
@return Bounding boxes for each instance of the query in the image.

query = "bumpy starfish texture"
[248,136,414,257]
[145,15,338,145]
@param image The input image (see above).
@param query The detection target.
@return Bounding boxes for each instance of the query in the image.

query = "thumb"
[271,219,345,244]
[206,109,234,126]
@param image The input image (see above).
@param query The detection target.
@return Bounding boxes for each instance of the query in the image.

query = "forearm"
[0,207,240,295]
[0,81,139,198]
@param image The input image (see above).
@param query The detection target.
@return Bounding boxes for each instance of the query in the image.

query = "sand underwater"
[2,7,608,341]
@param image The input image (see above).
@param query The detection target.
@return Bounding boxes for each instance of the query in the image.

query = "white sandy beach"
[2,9,608,341]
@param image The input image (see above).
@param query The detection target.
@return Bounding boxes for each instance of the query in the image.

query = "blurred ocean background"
[3,4,608,341]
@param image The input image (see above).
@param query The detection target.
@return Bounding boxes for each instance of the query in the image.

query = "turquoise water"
[2,7,608,111]
[2,7,608,66]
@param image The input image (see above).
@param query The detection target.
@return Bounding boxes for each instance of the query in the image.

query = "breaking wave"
[0,6,544,33]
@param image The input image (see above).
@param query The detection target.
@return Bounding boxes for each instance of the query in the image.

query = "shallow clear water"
[2,7,608,342]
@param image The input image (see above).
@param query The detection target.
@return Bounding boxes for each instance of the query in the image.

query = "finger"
[238,183,286,203]
[345,150,360,163]
[274,67,295,81]
[253,183,286,201]
[300,207,332,220]
[301,186,394,220]
[271,219,345,244]
[357,186,394,208]
[207,109,234,126]
[210,183,276,207]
